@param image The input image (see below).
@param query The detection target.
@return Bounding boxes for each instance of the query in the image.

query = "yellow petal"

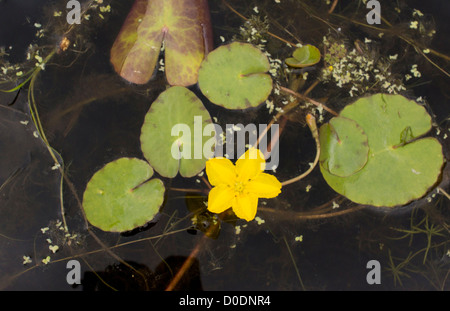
[246,173,282,198]
[206,157,236,186]
[232,193,258,221]
[235,148,265,183]
[207,184,234,214]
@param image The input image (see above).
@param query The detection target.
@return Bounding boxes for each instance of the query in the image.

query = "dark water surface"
[0,0,448,291]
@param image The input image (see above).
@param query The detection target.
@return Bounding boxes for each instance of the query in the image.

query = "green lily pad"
[319,116,369,177]
[285,44,321,68]
[198,42,273,109]
[140,86,215,178]
[110,0,212,86]
[82,157,165,232]
[320,94,444,207]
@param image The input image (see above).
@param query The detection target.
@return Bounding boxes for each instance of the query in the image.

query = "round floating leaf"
[82,158,165,232]
[140,86,215,178]
[319,116,369,177]
[198,42,273,109]
[285,44,321,68]
[320,94,444,207]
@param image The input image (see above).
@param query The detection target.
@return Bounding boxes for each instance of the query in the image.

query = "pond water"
[0,0,448,291]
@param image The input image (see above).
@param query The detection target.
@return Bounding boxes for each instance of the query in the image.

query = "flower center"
[234,181,246,195]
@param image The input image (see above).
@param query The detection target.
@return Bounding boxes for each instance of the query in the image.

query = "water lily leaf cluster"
[110,0,212,86]
[82,86,214,232]
[85,39,276,231]
[112,4,273,108]
[319,94,444,207]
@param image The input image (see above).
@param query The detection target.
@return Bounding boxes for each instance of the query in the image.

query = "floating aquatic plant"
[205,148,282,221]
[198,42,273,109]
[82,157,165,232]
[110,0,213,86]
[320,36,406,96]
[285,44,321,68]
[319,94,444,207]
[140,86,215,178]
[319,116,369,177]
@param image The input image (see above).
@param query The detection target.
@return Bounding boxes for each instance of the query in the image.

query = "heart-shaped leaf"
[110,0,212,86]
[320,94,444,207]
[285,44,321,68]
[140,86,215,178]
[198,42,273,109]
[82,157,165,232]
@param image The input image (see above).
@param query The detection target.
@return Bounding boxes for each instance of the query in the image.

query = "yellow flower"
[205,148,282,221]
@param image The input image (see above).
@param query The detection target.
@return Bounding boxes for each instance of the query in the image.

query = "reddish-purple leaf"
[110,0,213,86]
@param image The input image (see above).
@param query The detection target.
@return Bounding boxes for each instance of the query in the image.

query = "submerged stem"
[279,86,338,116]
[170,187,205,193]
[281,114,320,186]
[165,225,215,291]
[328,0,339,14]
[437,187,450,200]
[259,204,365,220]
[283,236,305,290]
[25,49,71,233]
